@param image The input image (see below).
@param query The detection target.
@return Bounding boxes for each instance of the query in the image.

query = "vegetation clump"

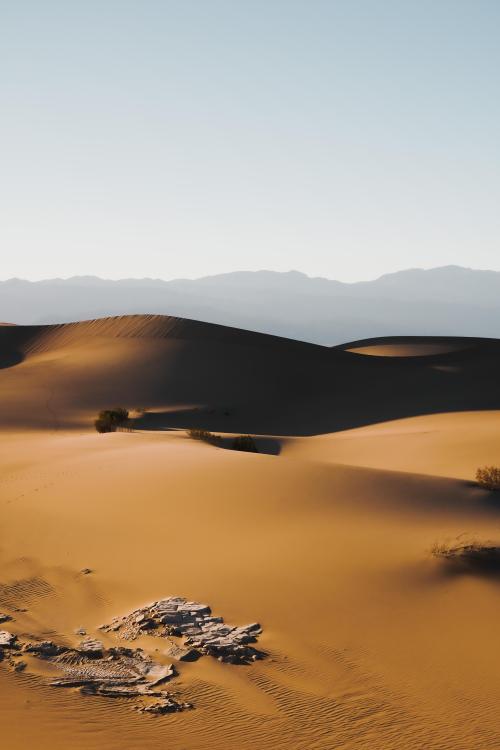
[232,435,258,452]
[95,407,130,433]
[476,466,500,490]
[187,430,259,453]
[431,535,500,567]
[187,429,222,445]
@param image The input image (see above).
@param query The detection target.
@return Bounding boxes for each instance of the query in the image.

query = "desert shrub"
[94,407,129,433]
[232,435,258,453]
[188,429,222,445]
[431,535,500,566]
[95,417,114,433]
[476,466,500,490]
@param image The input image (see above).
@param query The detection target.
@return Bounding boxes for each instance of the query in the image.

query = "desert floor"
[1,319,500,749]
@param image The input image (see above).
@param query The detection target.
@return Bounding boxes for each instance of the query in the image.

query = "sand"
[1,317,500,749]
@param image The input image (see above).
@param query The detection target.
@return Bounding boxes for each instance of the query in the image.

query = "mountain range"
[2,265,500,345]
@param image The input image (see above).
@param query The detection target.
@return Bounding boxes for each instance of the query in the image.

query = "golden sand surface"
[1,317,500,748]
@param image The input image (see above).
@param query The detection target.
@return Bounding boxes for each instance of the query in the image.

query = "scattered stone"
[43,642,179,709]
[0,613,12,624]
[75,627,87,636]
[0,631,18,648]
[80,683,149,697]
[78,638,104,656]
[14,660,27,672]
[23,640,68,657]
[80,568,93,575]
[164,643,200,662]
[101,597,265,664]
[138,697,192,714]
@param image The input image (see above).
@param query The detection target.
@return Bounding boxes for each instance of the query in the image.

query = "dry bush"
[232,435,258,453]
[476,466,500,490]
[187,429,222,445]
[431,535,500,565]
[95,407,130,433]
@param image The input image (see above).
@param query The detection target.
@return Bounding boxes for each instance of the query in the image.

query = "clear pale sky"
[1,1,499,281]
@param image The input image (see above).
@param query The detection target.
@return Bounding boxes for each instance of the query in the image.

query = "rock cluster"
[0,596,264,716]
[0,630,17,648]
[78,637,105,656]
[2,630,188,714]
[0,631,24,670]
[49,645,177,696]
[24,640,66,657]
[101,596,264,665]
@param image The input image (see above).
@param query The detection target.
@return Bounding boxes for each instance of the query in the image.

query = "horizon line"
[0,263,490,286]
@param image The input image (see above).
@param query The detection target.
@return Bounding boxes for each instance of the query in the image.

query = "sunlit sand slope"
[1,431,500,750]
[283,410,500,480]
[341,335,478,357]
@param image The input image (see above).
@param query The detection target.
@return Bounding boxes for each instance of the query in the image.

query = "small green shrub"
[94,407,129,433]
[476,466,500,490]
[232,435,258,453]
[187,429,222,445]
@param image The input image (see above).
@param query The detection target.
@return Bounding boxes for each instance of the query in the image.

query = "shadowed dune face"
[0,316,327,431]
[0,350,24,369]
[1,316,500,433]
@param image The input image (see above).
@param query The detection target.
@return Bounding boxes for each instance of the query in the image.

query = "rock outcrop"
[101,596,264,664]
[20,637,185,713]
[0,631,17,648]
[0,595,264,715]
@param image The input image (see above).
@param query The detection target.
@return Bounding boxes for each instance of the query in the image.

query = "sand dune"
[342,336,477,357]
[2,316,500,434]
[2,317,500,748]
[283,410,500,480]
[0,315,326,431]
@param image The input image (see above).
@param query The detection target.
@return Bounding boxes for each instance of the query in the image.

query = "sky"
[1,0,499,282]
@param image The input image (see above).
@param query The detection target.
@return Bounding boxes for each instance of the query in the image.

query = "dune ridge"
[2,315,500,434]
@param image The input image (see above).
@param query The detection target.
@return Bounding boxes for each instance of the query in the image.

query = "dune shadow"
[252,437,282,455]
[434,544,500,579]
[215,436,282,456]
[134,412,282,455]
[0,350,24,369]
[134,406,286,439]
[5,320,500,436]
[462,485,500,513]
[39,332,500,437]
[438,557,500,580]
[134,408,237,432]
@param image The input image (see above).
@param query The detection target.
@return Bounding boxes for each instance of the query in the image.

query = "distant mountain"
[2,266,500,345]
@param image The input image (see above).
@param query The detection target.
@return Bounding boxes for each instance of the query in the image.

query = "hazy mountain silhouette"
[2,266,500,345]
